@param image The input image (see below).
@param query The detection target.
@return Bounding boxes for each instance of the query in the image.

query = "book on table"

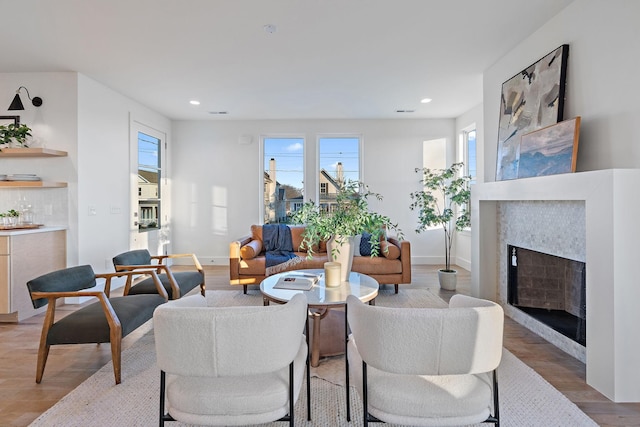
[274,272,320,290]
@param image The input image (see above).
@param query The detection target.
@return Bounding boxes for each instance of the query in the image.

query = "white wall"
[1,72,171,279]
[0,72,77,260]
[483,0,640,181]
[171,118,455,265]
[77,74,171,272]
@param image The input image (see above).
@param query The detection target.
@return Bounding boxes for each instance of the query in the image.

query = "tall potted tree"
[409,162,471,290]
[291,180,401,282]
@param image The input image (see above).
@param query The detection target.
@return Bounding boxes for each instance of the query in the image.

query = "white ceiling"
[0,0,574,121]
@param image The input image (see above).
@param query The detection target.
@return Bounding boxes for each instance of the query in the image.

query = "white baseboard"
[456,256,471,271]
[411,256,445,265]
[411,256,470,272]
[171,256,228,266]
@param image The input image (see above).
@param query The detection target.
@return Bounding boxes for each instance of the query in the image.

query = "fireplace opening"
[507,245,586,346]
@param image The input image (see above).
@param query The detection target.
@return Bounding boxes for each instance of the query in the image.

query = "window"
[458,126,476,229]
[318,136,360,209]
[460,127,477,184]
[138,131,161,231]
[465,129,477,184]
[320,182,328,195]
[421,138,447,231]
[263,137,304,224]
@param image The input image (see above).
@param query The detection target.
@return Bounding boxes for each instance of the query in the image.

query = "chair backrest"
[112,249,152,270]
[26,265,97,309]
[154,293,308,377]
[346,294,504,376]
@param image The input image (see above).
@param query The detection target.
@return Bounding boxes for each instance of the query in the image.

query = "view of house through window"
[263,137,304,224]
[318,136,360,211]
[138,131,161,231]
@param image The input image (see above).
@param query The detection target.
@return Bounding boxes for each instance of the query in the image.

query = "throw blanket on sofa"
[263,224,303,276]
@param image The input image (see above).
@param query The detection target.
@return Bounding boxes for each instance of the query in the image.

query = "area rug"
[29,289,597,427]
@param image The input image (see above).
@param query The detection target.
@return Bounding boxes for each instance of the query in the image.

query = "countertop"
[0,226,67,236]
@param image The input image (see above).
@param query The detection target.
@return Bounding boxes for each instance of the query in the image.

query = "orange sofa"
[229,224,411,294]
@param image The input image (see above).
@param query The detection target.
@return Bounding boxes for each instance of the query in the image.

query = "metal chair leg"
[345,303,351,421]
[306,315,311,420]
[363,361,368,427]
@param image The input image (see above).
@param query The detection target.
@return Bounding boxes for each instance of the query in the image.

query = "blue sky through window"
[264,137,304,189]
[319,137,359,183]
[264,137,360,189]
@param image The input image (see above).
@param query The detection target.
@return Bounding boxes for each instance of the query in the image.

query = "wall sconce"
[8,86,43,110]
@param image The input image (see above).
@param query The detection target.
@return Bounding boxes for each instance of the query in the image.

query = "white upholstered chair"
[153,293,310,426]
[346,294,504,427]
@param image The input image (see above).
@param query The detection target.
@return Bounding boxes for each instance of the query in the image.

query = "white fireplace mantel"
[471,169,640,402]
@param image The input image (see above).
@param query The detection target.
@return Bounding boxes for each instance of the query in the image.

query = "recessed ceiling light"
[190,100,200,105]
[263,24,277,34]
[420,98,432,104]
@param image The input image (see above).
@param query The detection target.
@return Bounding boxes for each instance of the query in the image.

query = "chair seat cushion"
[348,340,493,426]
[165,339,307,426]
[47,294,166,345]
[128,271,203,298]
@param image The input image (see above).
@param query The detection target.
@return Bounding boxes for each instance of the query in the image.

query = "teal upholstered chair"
[112,249,205,299]
[26,265,168,384]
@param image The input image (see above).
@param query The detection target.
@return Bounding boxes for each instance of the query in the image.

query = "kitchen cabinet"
[0,228,66,322]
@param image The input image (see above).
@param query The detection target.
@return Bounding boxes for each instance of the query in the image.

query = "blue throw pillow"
[360,232,372,256]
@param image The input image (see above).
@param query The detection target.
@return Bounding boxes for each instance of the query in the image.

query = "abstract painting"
[517,116,580,179]
[496,44,569,181]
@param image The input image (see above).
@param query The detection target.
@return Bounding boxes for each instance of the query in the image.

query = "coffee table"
[260,268,379,367]
[261,268,377,422]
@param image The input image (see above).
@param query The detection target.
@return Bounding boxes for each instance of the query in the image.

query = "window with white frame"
[263,137,304,224]
[421,138,447,231]
[137,131,161,231]
[458,126,476,229]
[460,126,477,184]
[318,136,360,209]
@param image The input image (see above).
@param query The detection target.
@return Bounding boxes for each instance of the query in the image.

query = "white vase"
[438,269,457,290]
[326,235,355,283]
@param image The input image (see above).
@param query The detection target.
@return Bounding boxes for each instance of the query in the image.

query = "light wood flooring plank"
[1,265,639,426]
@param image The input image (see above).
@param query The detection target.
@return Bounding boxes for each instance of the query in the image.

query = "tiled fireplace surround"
[472,169,640,403]
[500,201,586,361]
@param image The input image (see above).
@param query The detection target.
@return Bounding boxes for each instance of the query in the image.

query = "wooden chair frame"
[115,252,205,298]
[29,269,167,385]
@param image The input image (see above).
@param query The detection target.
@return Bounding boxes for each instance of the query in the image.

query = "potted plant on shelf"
[0,123,32,148]
[1,209,20,226]
[409,162,471,290]
[291,180,402,282]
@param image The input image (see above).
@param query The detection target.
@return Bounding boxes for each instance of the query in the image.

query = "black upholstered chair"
[26,265,168,385]
[112,249,205,299]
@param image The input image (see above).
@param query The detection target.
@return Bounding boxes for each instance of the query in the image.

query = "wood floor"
[1,265,639,426]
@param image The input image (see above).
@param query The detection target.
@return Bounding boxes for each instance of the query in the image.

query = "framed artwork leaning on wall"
[496,44,570,181]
